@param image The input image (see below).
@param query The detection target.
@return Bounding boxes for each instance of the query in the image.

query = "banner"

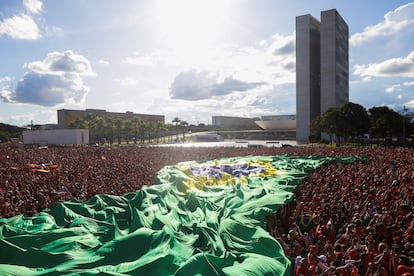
[0,155,362,275]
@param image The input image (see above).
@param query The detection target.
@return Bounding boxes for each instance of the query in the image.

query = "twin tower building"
[296,9,349,142]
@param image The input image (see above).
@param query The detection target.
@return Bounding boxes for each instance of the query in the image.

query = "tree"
[105,117,116,145]
[139,120,148,144]
[131,118,142,144]
[172,117,181,141]
[146,121,156,143]
[164,123,174,142]
[309,116,322,141]
[0,131,9,143]
[124,119,134,144]
[310,102,370,144]
[69,118,88,129]
[84,113,97,143]
[94,116,106,144]
[368,106,401,138]
[153,121,166,143]
[179,120,188,140]
[114,118,124,145]
[318,107,342,144]
[0,123,24,140]
[339,102,370,140]
[398,106,414,146]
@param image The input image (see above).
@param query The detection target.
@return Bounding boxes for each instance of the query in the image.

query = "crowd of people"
[0,143,305,217]
[1,143,414,275]
[269,146,414,275]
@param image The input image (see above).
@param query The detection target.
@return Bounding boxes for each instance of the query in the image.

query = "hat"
[318,255,327,263]
[288,230,298,240]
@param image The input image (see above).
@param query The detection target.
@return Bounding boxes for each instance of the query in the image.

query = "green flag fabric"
[0,155,361,275]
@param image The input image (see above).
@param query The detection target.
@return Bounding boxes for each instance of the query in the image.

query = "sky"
[0,0,414,126]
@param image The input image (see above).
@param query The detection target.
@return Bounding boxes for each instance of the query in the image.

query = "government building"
[296,9,349,142]
[57,109,164,129]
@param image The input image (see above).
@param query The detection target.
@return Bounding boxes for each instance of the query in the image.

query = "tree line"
[0,123,24,142]
[1,103,413,146]
[0,115,213,144]
[310,102,414,145]
[68,114,190,145]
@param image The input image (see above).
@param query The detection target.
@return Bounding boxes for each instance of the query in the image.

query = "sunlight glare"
[156,0,231,52]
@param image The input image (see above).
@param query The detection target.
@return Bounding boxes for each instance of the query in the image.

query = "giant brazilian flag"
[0,155,361,275]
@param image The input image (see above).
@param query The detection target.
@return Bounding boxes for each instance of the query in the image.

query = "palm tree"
[114,118,124,145]
[103,117,114,145]
[94,116,106,145]
[179,120,188,141]
[172,117,181,141]
[164,123,173,142]
[130,118,142,144]
[147,121,156,143]
[139,120,148,144]
[155,121,166,143]
[84,113,97,143]
[124,119,134,144]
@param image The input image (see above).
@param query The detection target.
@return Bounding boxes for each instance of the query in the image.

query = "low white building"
[22,129,89,146]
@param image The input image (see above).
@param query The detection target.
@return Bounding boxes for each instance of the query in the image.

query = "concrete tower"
[296,9,349,143]
[320,9,349,113]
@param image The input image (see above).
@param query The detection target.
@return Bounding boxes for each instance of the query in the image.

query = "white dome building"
[255,115,296,131]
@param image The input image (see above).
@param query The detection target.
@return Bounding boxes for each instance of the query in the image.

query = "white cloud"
[0,90,13,103]
[0,51,94,106]
[0,0,47,40]
[160,31,296,110]
[405,98,414,108]
[353,51,414,78]
[151,82,295,124]
[23,0,43,14]
[98,59,110,65]
[5,73,89,106]
[239,33,296,83]
[95,31,296,123]
[0,76,12,84]
[385,80,414,94]
[404,81,414,86]
[0,14,41,40]
[350,3,414,46]
[123,32,296,87]
[169,70,217,100]
[270,33,295,56]
[26,50,95,76]
[169,69,266,101]
[385,84,401,93]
